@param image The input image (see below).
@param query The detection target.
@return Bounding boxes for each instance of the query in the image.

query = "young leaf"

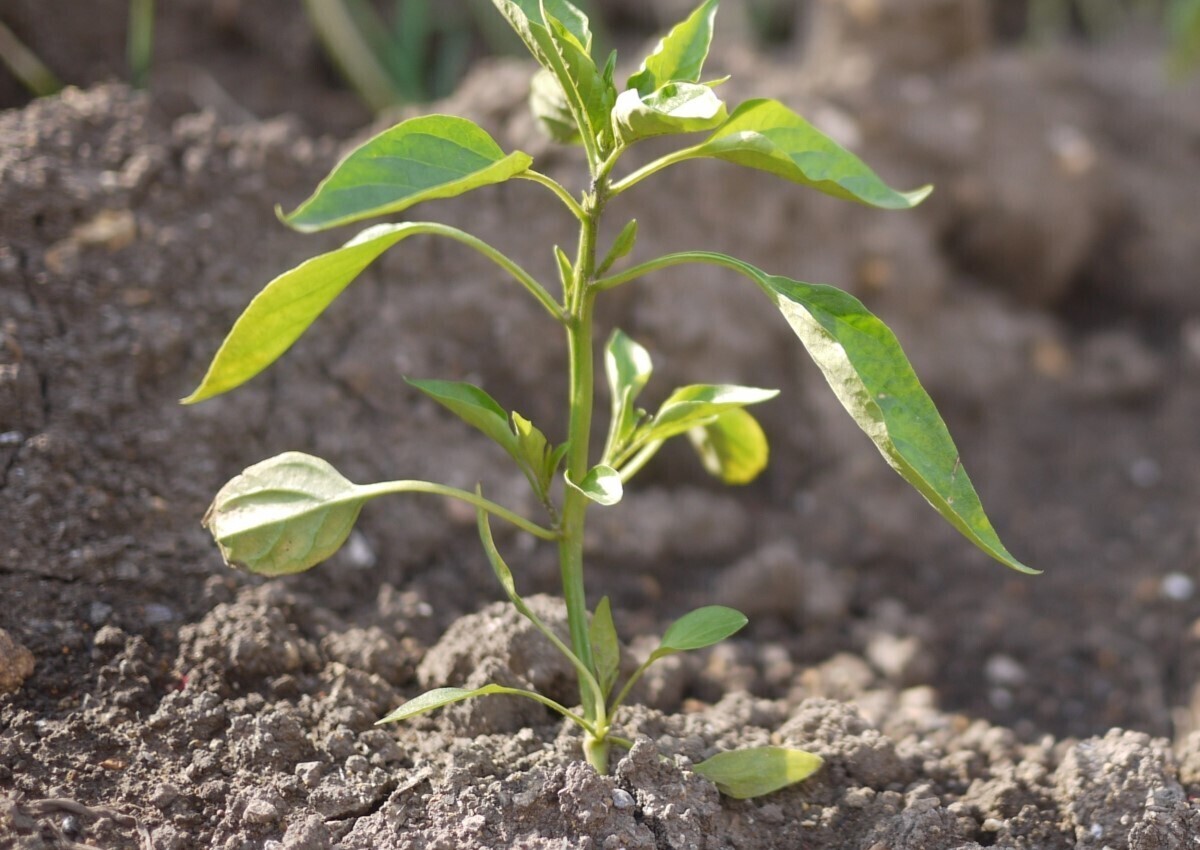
[690,99,931,210]
[282,115,533,232]
[530,68,582,143]
[653,605,747,658]
[627,0,720,95]
[202,452,368,576]
[688,407,770,485]
[407,378,522,457]
[589,596,621,700]
[642,384,778,444]
[555,245,575,290]
[612,83,728,144]
[183,223,452,404]
[694,747,823,799]
[377,685,509,724]
[511,411,560,499]
[565,464,623,506]
[596,219,638,276]
[604,329,653,453]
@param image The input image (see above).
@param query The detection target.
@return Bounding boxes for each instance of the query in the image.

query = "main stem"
[560,170,609,772]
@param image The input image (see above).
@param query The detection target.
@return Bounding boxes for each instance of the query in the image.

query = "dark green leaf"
[565,464,623,506]
[182,223,435,404]
[613,82,728,144]
[407,378,520,458]
[642,384,778,443]
[282,115,532,232]
[589,596,621,700]
[202,452,367,576]
[687,407,770,485]
[628,0,720,95]
[597,219,638,275]
[654,605,747,657]
[377,685,508,724]
[692,99,931,210]
[694,747,823,799]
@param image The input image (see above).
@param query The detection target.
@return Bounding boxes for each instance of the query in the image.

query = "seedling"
[185,0,1032,798]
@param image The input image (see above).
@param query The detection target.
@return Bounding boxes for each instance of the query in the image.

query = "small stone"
[0,628,35,695]
[984,654,1027,687]
[243,797,280,825]
[1161,573,1195,602]
[611,788,635,809]
[294,761,323,787]
[462,813,486,832]
[150,784,180,809]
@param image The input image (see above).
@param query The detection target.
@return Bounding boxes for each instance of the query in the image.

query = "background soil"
[3,1,1200,848]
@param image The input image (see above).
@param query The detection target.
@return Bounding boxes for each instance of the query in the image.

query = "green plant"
[185,0,1032,797]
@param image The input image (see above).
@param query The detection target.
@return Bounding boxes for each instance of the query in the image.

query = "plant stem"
[357,480,559,540]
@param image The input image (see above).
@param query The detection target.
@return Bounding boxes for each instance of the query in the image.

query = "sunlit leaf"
[377,685,508,724]
[202,452,367,576]
[565,464,623,506]
[604,329,653,458]
[589,596,621,700]
[612,83,728,144]
[653,605,747,657]
[511,411,561,498]
[688,407,770,485]
[627,0,720,95]
[408,378,520,458]
[531,67,581,143]
[694,747,823,799]
[282,115,532,231]
[642,384,778,444]
[691,99,931,210]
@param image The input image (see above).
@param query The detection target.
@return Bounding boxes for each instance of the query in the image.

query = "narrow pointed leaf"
[691,99,931,210]
[565,464,623,506]
[555,245,575,289]
[654,605,747,658]
[545,14,615,149]
[378,685,508,724]
[407,378,520,458]
[589,596,621,700]
[643,384,778,443]
[628,0,720,95]
[476,495,519,601]
[694,747,823,799]
[597,219,638,275]
[499,0,591,51]
[511,411,558,497]
[688,407,770,485]
[282,115,533,232]
[202,452,368,576]
[613,83,728,144]
[184,223,434,404]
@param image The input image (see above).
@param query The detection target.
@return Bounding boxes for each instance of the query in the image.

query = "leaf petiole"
[517,170,587,221]
[358,480,559,540]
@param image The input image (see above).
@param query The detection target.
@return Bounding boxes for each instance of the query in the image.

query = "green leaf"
[565,464,623,506]
[476,490,520,601]
[604,329,653,457]
[612,82,728,144]
[628,0,720,95]
[545,13,615,151]
[688,407,770,485]
[654,605,747,657]
[408,378,521,459]
[530,67,581,143]
[642,384,778,444]
[183,223,435,404]
[555,244,575,289]
[691,99,931,210]
[498,0,592,52]
[282,115,532,232]
[377,685,508,724]
[202,452,368,576]
[511,411,561,498]
[694,747,823,799]
[597,219,638,276]
[589,596,621,701]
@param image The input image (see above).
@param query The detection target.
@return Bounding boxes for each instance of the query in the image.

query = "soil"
[4,2,1200,848]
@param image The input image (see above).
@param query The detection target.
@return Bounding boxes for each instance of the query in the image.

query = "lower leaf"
[694,747,823,799]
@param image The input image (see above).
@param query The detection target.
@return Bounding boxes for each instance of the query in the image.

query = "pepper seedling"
[185,0,1033,798]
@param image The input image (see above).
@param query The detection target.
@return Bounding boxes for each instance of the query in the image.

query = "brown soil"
[4,3,1200,848]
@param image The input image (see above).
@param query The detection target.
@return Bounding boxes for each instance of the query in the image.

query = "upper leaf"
[694,747,823,799]
[282,115,532,232]
[642,384,778,444]
[691,99,931,210]
[565,464,623,506]
[184,223,431,404]
[687,407,770,485]
[202,452,367,576]
[654,605,747,657]
[407,378,521,459]
[612,83,728,144]
[627,0,720,95]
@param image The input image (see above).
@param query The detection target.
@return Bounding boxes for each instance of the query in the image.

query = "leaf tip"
[902,184,934,208]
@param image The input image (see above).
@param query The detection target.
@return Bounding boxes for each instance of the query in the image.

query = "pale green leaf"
[654,605,747,657]
[511,411,559,498]
[628,0,720,95]
[476,494,519,601]
[692,99,931,210]
[555,245,574,289]
[202,452,367,576]
[530,67,581,143]
[407,378,520,459]
[589,596,621,700]
[183,223,435,404]
[377,685,508,724]
[613,83,728,144]
[545,14,615,150]
[642,384,778,444]
[597,219,638,275]
[565,464,623,506]
[694,747,823,799]
[282,115,532,232]
[688,407,770,485]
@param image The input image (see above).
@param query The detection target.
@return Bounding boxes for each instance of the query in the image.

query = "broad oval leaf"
[407,378,520,459]
[692,99,931,210]
[589,596,621,701]
[694,747,823,799]
[183,223,448,404]
[378,685,507,724]
[655,605,747,657]
[644,384,778,443]
[628,0,719,95]
[282,115,533,232]
[613,83,728,144]
[688,407,770,485]
[565,464,623,506]
[202,452,367,576]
